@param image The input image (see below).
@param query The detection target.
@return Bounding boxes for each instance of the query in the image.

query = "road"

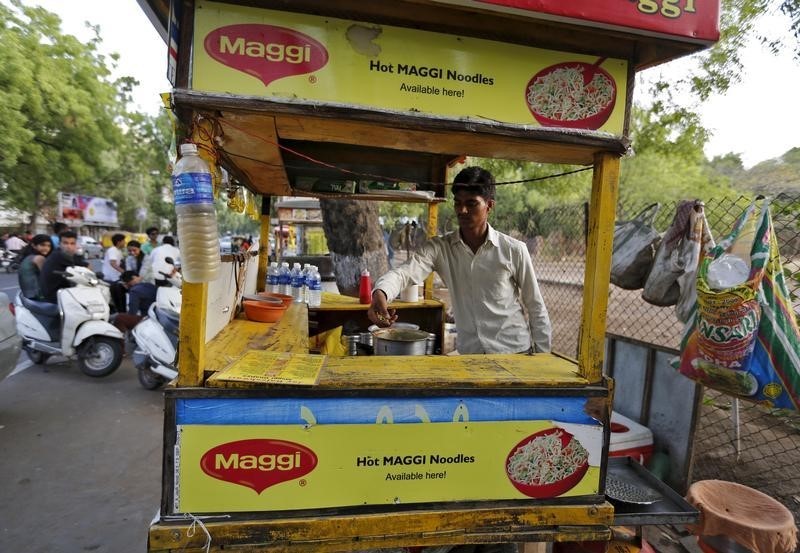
[0,265,164,553]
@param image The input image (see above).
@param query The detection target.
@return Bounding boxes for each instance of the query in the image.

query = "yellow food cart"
[139,1,720,550]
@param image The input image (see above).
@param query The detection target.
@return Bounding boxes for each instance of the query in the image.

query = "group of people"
[17,225,181,321]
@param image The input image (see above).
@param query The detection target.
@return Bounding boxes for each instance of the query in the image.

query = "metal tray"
[607,457,699,526]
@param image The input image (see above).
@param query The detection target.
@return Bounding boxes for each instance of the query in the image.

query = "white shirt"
[149,244,181,281]
[374,225,552,354]
[5,236,25,251]
[101,246,123,282]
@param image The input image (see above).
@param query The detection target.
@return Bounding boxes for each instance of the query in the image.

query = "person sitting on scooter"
[39,231,89,304]
[120,270,157,316]
[18,234,52,300]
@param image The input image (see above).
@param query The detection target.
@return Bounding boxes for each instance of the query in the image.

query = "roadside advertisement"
[174,396,603,513]
[192,1,628,135]
[433,0,720,43]
[57,193,119,226]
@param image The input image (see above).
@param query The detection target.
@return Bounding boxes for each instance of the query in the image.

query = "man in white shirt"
[101,233,126,283]
[368,166,551,354]
[5,233,26,252]
[146,235,181,286]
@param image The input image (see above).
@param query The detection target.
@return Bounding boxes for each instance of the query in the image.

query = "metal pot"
[372,328,432,356]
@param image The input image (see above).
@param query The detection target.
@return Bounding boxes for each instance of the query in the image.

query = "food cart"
[139,1,720,550]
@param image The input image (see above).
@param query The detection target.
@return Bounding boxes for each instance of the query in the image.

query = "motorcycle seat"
[20,295,60,317]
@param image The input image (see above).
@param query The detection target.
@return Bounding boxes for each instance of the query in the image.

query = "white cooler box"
[609,411,654,464]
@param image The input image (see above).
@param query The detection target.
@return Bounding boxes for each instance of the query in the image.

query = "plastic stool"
[686,480,797,553]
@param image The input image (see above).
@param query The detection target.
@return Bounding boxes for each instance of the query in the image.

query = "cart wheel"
[78,337,123,377]
[137,364,164,390]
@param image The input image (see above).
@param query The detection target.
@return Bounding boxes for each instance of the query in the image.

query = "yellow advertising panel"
[177,421,602,512]
[192,1,628,135]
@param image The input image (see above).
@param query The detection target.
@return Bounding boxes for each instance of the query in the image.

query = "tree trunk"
[320,198,388,297]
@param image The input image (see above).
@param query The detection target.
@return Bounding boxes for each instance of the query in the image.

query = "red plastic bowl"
[505,427,589,498]
[525,60,617,130]
[243,300,287,323]
[257,292,293,307]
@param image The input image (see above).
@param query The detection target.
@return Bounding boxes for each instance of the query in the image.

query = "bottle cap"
[179,143,198,156]
[361,269,370,276]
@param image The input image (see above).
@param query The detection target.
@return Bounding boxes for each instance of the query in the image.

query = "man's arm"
[515,245,552,353]
[367,240,438,326]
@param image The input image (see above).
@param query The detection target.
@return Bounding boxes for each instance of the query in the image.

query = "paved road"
[0,264,164,553]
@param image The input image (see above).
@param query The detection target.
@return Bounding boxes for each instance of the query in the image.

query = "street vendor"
[368,166,552,353]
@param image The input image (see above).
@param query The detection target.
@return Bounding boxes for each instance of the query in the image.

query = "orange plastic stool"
[686,480,797,553]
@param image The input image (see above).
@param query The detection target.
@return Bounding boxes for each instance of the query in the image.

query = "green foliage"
[216,195,260,236]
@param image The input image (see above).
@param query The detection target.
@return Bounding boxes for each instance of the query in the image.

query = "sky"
[19,1,800,169]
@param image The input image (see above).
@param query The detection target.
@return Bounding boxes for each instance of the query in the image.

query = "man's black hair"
[127,240,141,248]
[162,235,175,246]
[452,166,496,201]
[120,270,137,284]
[59,230,77,240]
[53,222,68,234]
[112,233,126,245]
[146,226,159,235]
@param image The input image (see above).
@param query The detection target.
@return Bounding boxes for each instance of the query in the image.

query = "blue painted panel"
[176,396,596,426]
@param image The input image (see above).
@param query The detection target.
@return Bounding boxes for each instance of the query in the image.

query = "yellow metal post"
[424,202,438,299]
[257,195,271,292]
[177,282,208,386]
[578,152,619,383]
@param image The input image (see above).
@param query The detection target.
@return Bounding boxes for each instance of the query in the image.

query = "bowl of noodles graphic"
[525,59,616,130]
[506,427,589,498]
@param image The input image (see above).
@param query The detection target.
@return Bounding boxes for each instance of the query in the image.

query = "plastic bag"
[642,200,699,307]
[675,199,800,409]
[675,206,715,323]
[610,203,661,290]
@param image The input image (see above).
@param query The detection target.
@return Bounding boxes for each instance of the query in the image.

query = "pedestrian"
[5,232,26,252]
[50,222,67,249]
[146,236,181,286]
[141,226,160,255]
[368,166,551,354]
[18,234,53,300]
[102,233,127,313]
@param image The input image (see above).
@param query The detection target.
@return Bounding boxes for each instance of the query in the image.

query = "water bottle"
[301,263,311,303]
[266,261,280,293]
[291,262,304,302]
[307,265,322,308]
[278,261,291,295]
[172,143,221,282]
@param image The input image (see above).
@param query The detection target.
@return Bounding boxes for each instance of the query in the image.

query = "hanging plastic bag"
[610,203,661,290]
[675,199,800,410]
[675,204,715,323]
[642,200,699,306]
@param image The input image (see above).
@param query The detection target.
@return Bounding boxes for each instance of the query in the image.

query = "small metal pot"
[372,328,431,356]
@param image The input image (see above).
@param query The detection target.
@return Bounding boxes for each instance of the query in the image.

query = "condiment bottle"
[359,269,372,304]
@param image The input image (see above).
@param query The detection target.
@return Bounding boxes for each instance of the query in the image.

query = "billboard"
[58,193,119,226]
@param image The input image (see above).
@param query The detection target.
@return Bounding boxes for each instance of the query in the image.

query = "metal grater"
[605,474,662,504]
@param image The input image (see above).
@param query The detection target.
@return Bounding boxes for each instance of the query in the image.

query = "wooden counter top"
[204,301,589,390]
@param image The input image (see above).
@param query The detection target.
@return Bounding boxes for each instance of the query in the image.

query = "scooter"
[131,261,182,390]
[1,248,20,273]
[15,265,125,377]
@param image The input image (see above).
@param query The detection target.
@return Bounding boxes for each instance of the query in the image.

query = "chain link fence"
[529,192,800,519]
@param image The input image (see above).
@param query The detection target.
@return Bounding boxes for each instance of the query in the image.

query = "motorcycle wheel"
[137,364,164,390]
[78,337,123,377]
[26,349,50,365]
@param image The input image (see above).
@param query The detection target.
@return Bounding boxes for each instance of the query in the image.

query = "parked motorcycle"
[0,248,21,273]
[132,260,182,389]
[14,265,124,377]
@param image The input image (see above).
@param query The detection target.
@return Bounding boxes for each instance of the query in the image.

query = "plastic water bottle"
[266,261,280,293]
[307,265,322,308]
[278,262,291,295]
[301,263,311,303]
[172,143,221,282]
[291,262,304,302]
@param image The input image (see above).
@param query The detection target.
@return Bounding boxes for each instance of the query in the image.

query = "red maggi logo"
[200,439,318,494]
[204,24,329,87]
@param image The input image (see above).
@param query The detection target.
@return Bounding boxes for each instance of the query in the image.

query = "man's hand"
[367,290,397,327]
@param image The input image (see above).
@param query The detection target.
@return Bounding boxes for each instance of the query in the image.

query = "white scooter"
[131,261,182,390]
[15,265,124,377]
